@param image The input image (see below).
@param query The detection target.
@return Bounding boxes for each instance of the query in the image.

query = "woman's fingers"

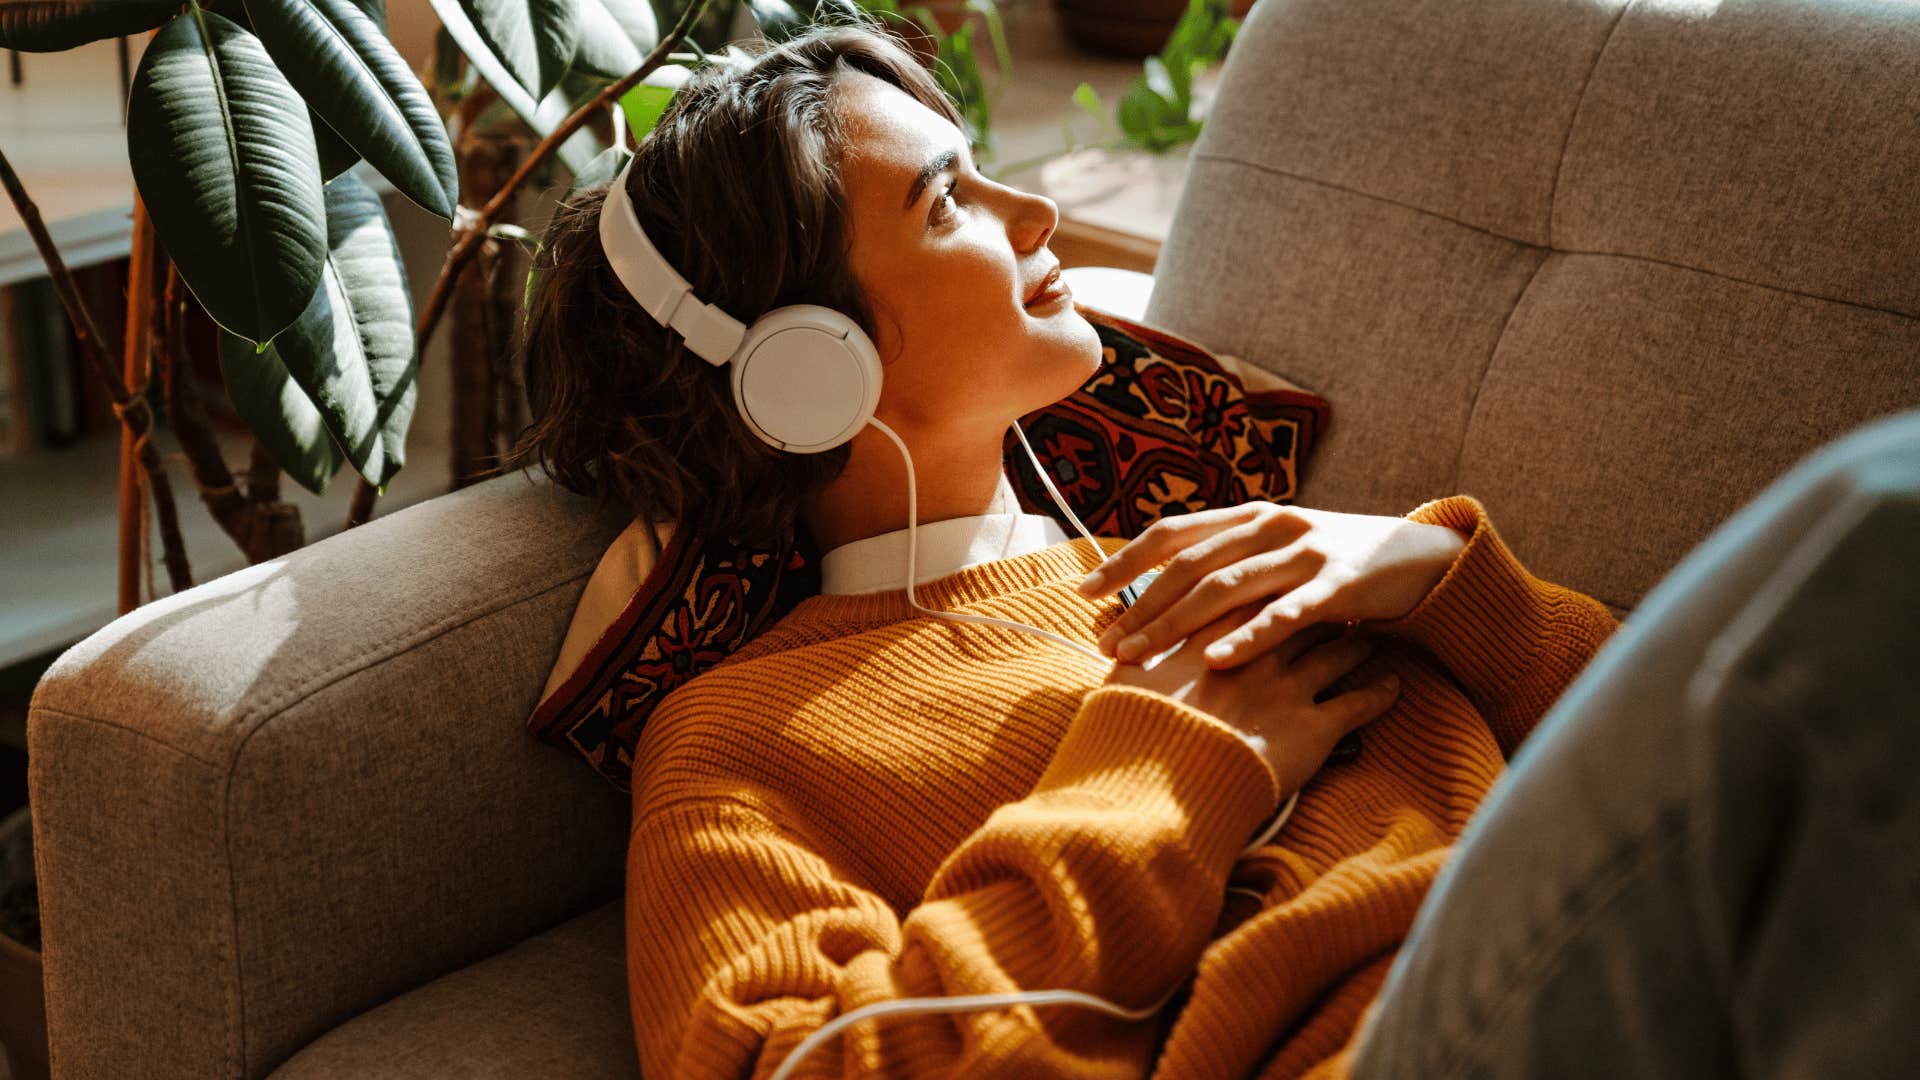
[1076,504,1264,600]
[1314,671,1403,736]
[1291,634,1376,692]
[1267,621,1344,665]
[1202,581,1339,669]
[1118,548,1314,662]
[1099,526,1299,659]
[1141,601,1268,673]
[1186,599,1272,653]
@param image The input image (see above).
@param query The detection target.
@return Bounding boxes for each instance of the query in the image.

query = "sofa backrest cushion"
[1147,0,1920,611]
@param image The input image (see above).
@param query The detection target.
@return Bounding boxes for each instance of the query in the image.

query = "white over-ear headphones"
[598,152,883,454]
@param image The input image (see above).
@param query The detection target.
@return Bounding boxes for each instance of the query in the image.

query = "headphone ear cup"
[730,304,882,454]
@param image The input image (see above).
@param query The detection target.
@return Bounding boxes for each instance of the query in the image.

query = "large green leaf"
[253,171,418,491]
[427,0,600,176]
[242,0,458,222]
[128,8,326,346]
[595,0,656,50]
[231,0,397,181]
[455,0,578,102]
[570,0,658,80]
[311,109,362,181]
[566,143,631,199]
[347,0,388,33]
[618,81,674,143]
[0,0,176,51]
[746,0,804,43]
[617,61,688,145]
[218,332,347,496]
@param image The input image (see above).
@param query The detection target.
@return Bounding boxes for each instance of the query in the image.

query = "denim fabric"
[1350,410,1920,1080]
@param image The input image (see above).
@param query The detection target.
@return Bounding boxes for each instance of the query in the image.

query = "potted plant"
[1056,0,1253,58]
[0,0,1003,614]
[0,0,1010,1069]
[0,0,826,1067]
[985,0,1242,184]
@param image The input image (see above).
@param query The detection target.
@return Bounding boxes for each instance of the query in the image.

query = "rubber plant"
[0,0,1008,609]
[0,0,716,610]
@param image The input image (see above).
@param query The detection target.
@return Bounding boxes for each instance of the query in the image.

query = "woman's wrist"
[1386,520,1470,621]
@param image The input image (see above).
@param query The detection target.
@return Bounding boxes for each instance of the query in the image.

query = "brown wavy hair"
[485,16,963,551]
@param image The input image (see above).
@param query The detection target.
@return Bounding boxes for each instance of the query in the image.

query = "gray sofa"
[26,0,1920,1076]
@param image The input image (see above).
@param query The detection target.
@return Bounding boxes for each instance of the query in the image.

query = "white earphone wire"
[864,416,1110,664]
[867,415,1300,851]
[1007,417,1103,551]
[767,984,1181,1080]
[998,418,1303,853]
[766,419,1299,1078]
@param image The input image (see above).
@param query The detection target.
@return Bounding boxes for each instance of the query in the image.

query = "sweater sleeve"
[626,683,1280,1079]
[1368,494,1620,758]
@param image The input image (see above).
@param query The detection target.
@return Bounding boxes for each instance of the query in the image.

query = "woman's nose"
[1009,187,1058,252]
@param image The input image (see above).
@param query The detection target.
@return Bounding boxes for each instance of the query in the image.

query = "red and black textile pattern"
[1001,307,1327,539]
[525,525,820,791]
[527,306,1329,792]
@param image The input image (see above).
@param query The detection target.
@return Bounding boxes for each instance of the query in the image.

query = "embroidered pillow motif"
[527,304,1330,792]
[1002,307,1327,533]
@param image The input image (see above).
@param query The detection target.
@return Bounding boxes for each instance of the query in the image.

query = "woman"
[503,19,1619,1079]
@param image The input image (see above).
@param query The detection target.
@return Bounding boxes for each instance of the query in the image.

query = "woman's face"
[832,72,1103,442]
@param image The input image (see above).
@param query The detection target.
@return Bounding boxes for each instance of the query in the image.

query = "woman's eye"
[932,178,960,224]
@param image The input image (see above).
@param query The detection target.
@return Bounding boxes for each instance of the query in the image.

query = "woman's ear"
[862,293,905,368]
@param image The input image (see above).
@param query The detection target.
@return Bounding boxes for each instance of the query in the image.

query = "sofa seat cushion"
[268,899,636,1079]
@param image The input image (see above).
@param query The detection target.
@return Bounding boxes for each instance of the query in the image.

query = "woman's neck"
[803,422,1012,554]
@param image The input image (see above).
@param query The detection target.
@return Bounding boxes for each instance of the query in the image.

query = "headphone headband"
[594,150,885,455]
[598,155,746,365]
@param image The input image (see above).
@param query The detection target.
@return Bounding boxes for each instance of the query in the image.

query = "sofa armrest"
[27,471,633,1080]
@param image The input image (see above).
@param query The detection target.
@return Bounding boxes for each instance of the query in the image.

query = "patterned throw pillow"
[526,305,1330,792]
[1002,307,1327,532]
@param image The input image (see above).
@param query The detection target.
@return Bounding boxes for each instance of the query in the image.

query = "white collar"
[819,472,1072,595]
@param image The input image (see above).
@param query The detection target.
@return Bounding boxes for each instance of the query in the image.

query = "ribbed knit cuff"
[1034,684,1281,871]
[1371,494,1548,702]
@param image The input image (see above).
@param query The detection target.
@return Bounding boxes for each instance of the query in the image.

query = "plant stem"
[160,259,251,537]
[346,0,715,529]
[246,434,281,503]
[0,143,194,600]
[123,197,194,598]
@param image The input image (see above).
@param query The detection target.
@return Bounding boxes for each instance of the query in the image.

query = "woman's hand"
[1079,502,1467,670]
[1103,601,1399,793]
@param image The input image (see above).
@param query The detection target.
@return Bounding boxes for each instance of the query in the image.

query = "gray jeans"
[1350,410,1920,1080]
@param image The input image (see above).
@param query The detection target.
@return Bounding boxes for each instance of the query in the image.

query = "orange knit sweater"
[625,495,1619,1079]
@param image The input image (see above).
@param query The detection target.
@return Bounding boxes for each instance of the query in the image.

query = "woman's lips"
[1025,270,1071,308]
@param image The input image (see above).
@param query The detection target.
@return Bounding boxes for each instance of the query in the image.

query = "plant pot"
[0,805,48,1080]
[1054,0,1256,59]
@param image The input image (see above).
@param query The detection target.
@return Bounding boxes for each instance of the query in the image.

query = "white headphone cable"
[765,420,1299,1078]
[864,416,1110,664]
[767,983,1183,1080]
[1007,416,1104,552]
[864,415,1299,852]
